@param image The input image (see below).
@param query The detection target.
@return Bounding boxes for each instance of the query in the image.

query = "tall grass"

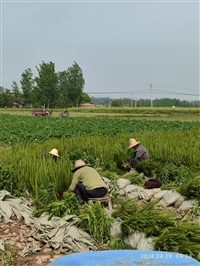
[1,129,200,199]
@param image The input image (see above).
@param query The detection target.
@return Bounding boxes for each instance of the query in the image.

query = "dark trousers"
[52,155,57,162]
[130,158,140,168]
[75,182,108,202]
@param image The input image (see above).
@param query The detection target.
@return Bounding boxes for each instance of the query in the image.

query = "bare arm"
[68,172,79,192]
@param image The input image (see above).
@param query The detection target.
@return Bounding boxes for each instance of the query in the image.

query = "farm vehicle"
[59,110,70,117]
[32,110,53,117]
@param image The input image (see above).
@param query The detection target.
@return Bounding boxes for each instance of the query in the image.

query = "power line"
[87,89,150,94]
[1,80,199,97]
[153,83,199,92]
[153,89,200,96]
[87,90,200,97]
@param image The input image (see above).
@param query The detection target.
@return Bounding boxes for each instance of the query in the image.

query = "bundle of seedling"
[178,176,200,200]
[33,192,80,218]
[111,199,200,261]
[154,224,200,260]
[77,202,114,244]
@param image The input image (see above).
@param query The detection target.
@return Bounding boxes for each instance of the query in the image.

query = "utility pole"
[131,93,133,107]
[150,83,153,107]
[135,98,137,107]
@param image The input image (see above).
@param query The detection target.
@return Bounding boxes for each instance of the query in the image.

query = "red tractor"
[32,110,53,117]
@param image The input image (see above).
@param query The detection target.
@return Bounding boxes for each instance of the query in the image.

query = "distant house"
[11,93,25,108]
[80,103,96,108]
[13,102,24,108]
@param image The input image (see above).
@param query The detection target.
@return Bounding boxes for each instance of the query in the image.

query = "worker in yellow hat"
[40,148,60,162]
[67,159,107,204]
[126,138,149,169]
[49,148,60,162]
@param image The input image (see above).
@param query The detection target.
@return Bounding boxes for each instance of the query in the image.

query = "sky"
[0,0,199,101]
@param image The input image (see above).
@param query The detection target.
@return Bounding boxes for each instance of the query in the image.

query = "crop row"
[68,107,200,115]
[0,114,199,145]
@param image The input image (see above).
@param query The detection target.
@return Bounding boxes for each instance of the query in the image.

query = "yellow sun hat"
[71,159,91,173]
[128,138,140,149]
[49,148,60,157]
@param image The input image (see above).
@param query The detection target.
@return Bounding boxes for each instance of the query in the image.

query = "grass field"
[0,107,199,121]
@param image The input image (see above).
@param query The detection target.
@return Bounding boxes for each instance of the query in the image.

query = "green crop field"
[1,113,200,194]
[0,114,199,145]
[1,111,200,262]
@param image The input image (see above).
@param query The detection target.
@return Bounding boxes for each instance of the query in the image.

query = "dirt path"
[0,218,64,266]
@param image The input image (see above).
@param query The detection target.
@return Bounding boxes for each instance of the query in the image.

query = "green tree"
[35,61,58,108]
[66,62,85,107]
[80,92,92,104]
[11,81,21,104]
[111,99,123,107]
[0,87,12,107]
[0,86,6,107]
[20,68,34,105]
[56,70,69,107]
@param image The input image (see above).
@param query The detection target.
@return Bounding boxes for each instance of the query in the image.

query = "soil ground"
[0,218,66,266]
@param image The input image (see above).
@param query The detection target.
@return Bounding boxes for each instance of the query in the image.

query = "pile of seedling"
[26,171,200,262]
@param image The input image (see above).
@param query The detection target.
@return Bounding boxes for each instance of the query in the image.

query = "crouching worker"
[67,160,108,204]
[40,148,60,162]
[49,148,60,162]
[128,138,149,169]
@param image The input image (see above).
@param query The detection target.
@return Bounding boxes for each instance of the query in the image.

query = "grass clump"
[178,176,200,200]
[112,200,176,237]
[122,172,144,186]
[109,237,133,250]
[135,160,198,186]
[111,199,200,262]
[155,224,200,261]
[78,202,114,243]
[33,192,80,218]
[34,183,58,209]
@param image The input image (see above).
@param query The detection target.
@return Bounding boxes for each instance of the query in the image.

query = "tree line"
[0,61,91,108]
[91,97,200,108]
[0,60,199,108]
